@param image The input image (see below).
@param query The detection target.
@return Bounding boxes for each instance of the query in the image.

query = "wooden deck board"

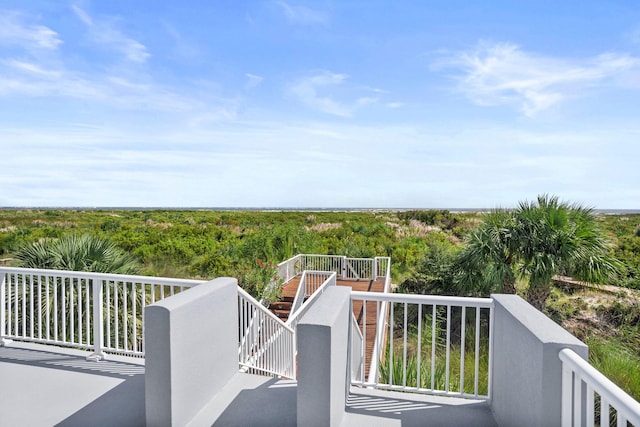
[279,275,386,376]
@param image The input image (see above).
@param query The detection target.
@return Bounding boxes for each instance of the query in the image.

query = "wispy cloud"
[244,73,263,90]
[289,71,380,117]
[161,21,202,60]
[0,10,241,123]
[434,42,640,116]
[0,10,62,50]
[71,4,150,63]
[3,59,61,78]
[275,1,328,26]
[3,118,637,207]
[0,60,193,111]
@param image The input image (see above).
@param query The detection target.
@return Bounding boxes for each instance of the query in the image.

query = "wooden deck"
[280,275,386,377]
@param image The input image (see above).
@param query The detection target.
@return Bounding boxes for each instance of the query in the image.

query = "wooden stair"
[269,274,387,377]
[269,296,295,321]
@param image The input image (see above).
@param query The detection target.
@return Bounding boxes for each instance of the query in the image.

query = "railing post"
[341,256,346,279]
[87,276,105,361]
[372,258,377,280]
[561,359,572,427]
[0,271,11,346]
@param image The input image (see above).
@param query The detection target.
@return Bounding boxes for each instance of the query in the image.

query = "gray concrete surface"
[490,294,588,427]
[189,373,297,427]
[2,290,593,427]
[297,286,351,427]
[145,277,239,427]
[344,386,497,427]
[0,342,144,427]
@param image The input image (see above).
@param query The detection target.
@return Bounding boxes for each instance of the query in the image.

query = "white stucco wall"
[144,277,238,427]
[490,294,588,427]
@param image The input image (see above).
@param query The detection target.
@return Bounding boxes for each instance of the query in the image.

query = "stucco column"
[145,277,238,427]
[297,286,351,427]
[490,294,588,427]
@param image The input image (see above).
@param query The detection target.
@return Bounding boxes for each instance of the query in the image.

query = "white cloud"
[3,59,61,78]
[289,72,382,117]
[0,10,62,50]
[0,15,237,120]
[275,1,328,26]
[434,42,640,116]
[2,119,637,208]
[290,72,352,117]
[244,73,264,90]
[71,5,150,63]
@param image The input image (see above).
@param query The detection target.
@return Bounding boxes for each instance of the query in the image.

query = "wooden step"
[269,301,292,311]
[271,309,290,319]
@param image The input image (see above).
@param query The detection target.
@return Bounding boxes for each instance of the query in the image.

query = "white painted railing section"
[374,256,390,279]
[351,292,493,400]
[367,257,392,383]
[280,254,389,281]
[560,348,640,427]
[350,312,364,382]
[344,257,374,280]
[300,254,344,277]
[237,287,295,379]
[277,254,301,284]
[286,272,336,338]
[0,267,201,358]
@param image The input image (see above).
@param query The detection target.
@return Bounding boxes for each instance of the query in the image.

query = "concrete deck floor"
[0,342,496,427]
[0,342,145,427]
[194,374,496,427]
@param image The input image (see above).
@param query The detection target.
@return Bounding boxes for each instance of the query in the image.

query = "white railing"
[288,270,334,319]
[277,254,302,284]
[300,254,344,276]
[367,257,392,383]
[238,287,295,379]
[279,254,383,281]
[560,348,640,427]
[350,312,364,382]
[375,256,390,279]
[286,272,337,337]
[350,292,494,400]
[0,267,202,358]
[344,257,374,280]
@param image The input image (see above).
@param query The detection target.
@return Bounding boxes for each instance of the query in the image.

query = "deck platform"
[0,344,496,427]
[0,342,145,427]
[281,275,386,375]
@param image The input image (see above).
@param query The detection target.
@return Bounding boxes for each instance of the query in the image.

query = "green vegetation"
[15,233,139,274]
[546,285,640,401]
[379,304,490,396]
[0,208,478,291]
[456,195,621,310]
[1,204,639,399]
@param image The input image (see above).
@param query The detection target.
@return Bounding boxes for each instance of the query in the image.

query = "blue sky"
[1,1,639,208]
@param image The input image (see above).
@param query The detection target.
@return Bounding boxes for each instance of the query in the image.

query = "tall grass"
[587,337,640,402]
[376,304,491,396]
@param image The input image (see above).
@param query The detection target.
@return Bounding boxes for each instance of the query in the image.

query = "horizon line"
[2,206,640,214]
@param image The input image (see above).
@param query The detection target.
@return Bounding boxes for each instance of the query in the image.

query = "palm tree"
[515,195,621,310]
[455,209,519,296]
[13,234,140,345]
[456,195,621,311]
[15,234,138,274]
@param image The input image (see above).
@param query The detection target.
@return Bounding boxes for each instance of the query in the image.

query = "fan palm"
[456,209,519,296]
[457,195,621,310]
[13,234,140,346]
[516,195,621,310]
[16,234,138,274]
